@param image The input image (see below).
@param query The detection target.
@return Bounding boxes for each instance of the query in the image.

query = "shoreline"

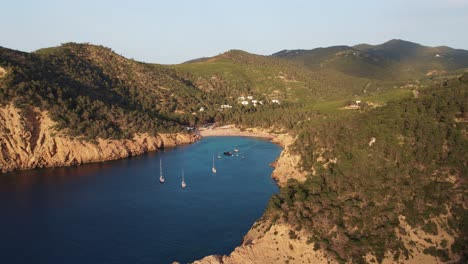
[196,124,307,187]
[196,124,275,140]
[0,104,200,173]
[192,125,322,264]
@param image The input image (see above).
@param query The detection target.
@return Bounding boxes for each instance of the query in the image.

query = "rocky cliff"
[0,104,199,173]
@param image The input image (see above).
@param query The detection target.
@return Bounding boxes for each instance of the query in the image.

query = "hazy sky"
[1,0,467,64]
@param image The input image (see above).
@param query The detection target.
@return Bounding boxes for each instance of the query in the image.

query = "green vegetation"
[265,75,468,263]
[1,40,467,263]
[0,43,221,139]
[273,39,468,81]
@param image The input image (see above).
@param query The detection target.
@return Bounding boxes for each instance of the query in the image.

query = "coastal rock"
[270,134,307,186]
[194,223,332,264]
[0,104,198,173]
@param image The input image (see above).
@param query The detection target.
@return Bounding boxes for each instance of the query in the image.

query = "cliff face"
[0,104,198,173]
[269,134,307,186]
[194,222,331,264]
[194,220,451,264]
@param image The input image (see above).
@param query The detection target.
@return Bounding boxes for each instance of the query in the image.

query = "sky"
[1,0,467,64]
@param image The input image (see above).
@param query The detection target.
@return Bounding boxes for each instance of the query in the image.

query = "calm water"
[0,137,280,264]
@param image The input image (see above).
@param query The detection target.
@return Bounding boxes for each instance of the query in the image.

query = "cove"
[0,136,281,264]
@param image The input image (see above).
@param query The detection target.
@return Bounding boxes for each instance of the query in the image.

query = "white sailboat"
[181,170,187,188]
[159,158,165,183]
[212,155,217,173]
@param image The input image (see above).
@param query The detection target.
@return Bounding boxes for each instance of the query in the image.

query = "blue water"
[0,137,280,264]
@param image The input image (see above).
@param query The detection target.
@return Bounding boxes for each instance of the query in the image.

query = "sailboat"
[181,170,187,189]
[159,158,165,183]
[212,155,217,173]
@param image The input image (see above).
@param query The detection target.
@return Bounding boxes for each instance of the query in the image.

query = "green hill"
[266,73,468,262]
[0,43,210,139]
[174,48,398,105]
[273,39,468,80]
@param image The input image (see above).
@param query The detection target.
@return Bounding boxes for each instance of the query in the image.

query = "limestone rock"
[0,104,198,173]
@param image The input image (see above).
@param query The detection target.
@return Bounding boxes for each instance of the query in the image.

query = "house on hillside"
[199,107,205,112]
[344,100,362,110]
[238,96,245,101]
[271,99,280,104]
[241,101,249,105]
[247,95,253,100]
[220,104,232,109]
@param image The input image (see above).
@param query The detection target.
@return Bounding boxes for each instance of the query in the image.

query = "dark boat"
[223,151,233,156]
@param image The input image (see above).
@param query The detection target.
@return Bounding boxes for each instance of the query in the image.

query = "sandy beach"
[196,124,276,139]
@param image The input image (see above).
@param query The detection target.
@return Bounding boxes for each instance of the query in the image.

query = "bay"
[0,136,281,264]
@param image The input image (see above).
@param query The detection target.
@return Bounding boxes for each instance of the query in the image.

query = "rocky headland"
[0,104,199,173]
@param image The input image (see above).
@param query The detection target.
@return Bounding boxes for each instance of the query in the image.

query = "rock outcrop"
[269,133,307,186]
[0,104,199,173]
[194,222,331,264]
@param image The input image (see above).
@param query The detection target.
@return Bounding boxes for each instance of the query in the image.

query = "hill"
[174,49,396,105]
[272,39,468,80]
[0,43,212,139]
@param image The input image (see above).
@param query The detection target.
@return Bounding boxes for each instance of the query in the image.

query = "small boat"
[217,153,221,159]
[241,155,246,159]
[181,170,187,189]
[223,151,233,156]
[159,158,165,183]
[234,148,239,152]
[212,155,217,173]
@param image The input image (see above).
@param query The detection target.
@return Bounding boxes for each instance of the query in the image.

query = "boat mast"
[160,158,163,177]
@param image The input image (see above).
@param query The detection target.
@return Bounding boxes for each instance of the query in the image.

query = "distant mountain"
[273,45,391,79]
[272,39,468,80]
[175,48,383,102]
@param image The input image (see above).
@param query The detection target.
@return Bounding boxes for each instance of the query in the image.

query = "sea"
[0,136,281,264]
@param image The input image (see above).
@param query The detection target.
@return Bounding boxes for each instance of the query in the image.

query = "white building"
[241,101,249,105]
[238,96,245,101]
[199,107,205,112]
[271,99,280,104]
[221,104,232,109]
[247,95,253,100]
[355,100,361,104]
[251,100,258,104]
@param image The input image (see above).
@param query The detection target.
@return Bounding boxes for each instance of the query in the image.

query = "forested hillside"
[0,43,211,139]
[265,74,468,263]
